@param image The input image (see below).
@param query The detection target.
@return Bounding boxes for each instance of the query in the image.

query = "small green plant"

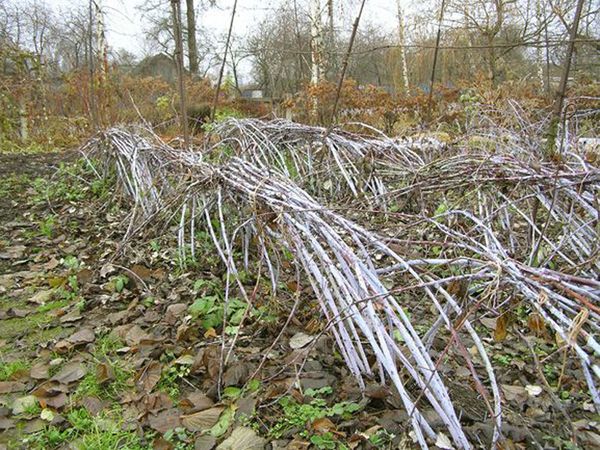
[63,255,80,271]
[56,274,81,303]
[369,429,396,448]
[111,274,129,293]
[96,334,124,355]
[188,295,248,331]
[543,363,558,383]
[0,359,30,381]
[37,299,69,313]
[39,215,56,238]
[157,353,190,400]
[310,432,338,449]
[493,353,512,366]
[31,160,111,207]
[201,107,244,133]
[149,240,161,252]
[75,335,132,400]
[163,427,194,450]
[27,408,145,450]
[23,402,42,416]
[268,386,362,441]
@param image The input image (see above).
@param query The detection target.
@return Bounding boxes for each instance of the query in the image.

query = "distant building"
[134,53,178,83]
[240,85,264,100]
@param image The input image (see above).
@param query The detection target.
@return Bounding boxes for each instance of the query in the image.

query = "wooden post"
[327,0,367,131]
[171,0,190,149]
[211,0,238,121]
[427,0,446,122]
[546,0,585,156]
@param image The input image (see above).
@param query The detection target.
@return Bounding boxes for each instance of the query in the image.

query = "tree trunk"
[171,0,190,149]
[535,0,545,90]
[327,0,336,78]
[19,98,28,142]
[87,0,98,130]
[396,0,409,94]
[310,0,324,122]
[186,0,199,75]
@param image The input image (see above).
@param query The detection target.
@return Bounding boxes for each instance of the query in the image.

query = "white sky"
[47,0,401,57]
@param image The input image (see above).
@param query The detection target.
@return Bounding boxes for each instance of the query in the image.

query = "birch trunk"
[310,0,324,121]
[396,0,409,94]
[535,0,545,90]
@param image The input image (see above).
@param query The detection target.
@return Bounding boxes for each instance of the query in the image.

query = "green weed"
[38,215,56,238]
[268,386,362,441]
[26,408,145,450]
[157,358,189,401]
[75,335,133,401]
[0,359,30,380]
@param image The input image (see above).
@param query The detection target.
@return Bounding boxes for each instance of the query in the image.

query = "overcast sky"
[47,0,402,57]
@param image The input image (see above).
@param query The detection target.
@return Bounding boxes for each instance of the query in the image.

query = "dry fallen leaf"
[96,363,115,384]
[180,406,225,432]
[67,328,95,345]
[0,417,15,431]
[30,363,50,380]
[137,361,162,392]
[50,362,86,384]
[204,327,218,339]
[179,392,214,413]
[124,325,152,346]
[0,381,26,394]
[289,332,314,349]
[147,408,182,433]
[501,384,528,403]
[29,289,53,305]
[311,417,336,433]
[41,392,68,409]
[435,432,454,450]
[525,385,542,397]
[494,314,509,342]
[216,426,267,450]
[194,435,217,450]
[527,313,546,336]
[81,396,105,416]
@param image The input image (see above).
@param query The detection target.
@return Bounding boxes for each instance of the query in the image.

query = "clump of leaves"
[188,295,247,332]
[109,274,129,293]
[369,429,396,448]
